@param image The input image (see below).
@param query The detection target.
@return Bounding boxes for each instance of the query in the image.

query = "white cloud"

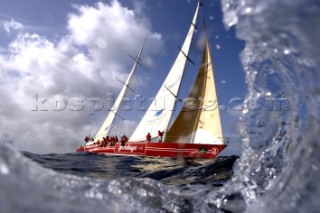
[2,19,24,33]
[0,1,163,153]
[67,1,162,76]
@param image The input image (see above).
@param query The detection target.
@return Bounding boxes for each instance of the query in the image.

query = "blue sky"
[0,0,245,154]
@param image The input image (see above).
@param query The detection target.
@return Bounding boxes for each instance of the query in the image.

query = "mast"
[165,6,224,145]
[129,2,201,142]
[94,40,146,142]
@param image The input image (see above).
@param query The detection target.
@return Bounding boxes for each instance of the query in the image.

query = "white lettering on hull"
[211,147,218,154]
[118,145,138,152]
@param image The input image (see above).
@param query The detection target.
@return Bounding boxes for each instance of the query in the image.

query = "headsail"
[94,40,146,142]
[129,2,201,142]
[165,39,224,144]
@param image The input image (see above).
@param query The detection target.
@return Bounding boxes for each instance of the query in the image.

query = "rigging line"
[164,85,184,103]
[115,77,135,93]
[197,61,212,77]
[191,22,198,31]
[177,45,196,65]
[109,110,125,120]
[198,1,210,44]
[129,54,143,67]
[195,116,204,125]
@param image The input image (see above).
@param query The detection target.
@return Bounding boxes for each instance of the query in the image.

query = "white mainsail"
[165,39,224,145]
[93,40,146,142]
[129,2,201,142]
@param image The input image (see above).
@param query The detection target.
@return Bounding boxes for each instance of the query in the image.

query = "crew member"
[146,132,151,142]
[158,130,164,142]
[84,136,89,143]
[105,136,110,146]
[121,135,128,147]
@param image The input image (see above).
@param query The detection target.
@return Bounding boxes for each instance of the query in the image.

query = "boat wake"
[0,0,319,212]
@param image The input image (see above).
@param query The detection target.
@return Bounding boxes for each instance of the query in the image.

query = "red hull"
[76,142,226,159]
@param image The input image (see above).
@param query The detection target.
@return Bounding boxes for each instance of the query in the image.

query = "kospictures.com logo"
[30,94,290,115]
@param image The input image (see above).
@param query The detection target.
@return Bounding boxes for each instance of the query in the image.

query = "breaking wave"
[216,0,320,212]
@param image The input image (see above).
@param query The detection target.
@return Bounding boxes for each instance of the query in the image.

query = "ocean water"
[1,147,238,213]
[1,0,320,212]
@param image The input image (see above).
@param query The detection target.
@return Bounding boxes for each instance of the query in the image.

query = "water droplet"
[244,7,253,14]
[137,188,147,197]
[283,49,290,55]
[219,105,227,111]
[265,91,272,96]
[0,159,9,175]
[85,188,103,199]
[209,16,214,20]
[223,199,228,204]
[215,44,221,49]
[312,165,318,171]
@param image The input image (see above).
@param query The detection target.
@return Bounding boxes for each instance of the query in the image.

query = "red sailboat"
[76,1,227,159]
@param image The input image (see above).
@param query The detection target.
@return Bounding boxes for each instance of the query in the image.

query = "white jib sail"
[129,2,201,142]
[93,40,146,142]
